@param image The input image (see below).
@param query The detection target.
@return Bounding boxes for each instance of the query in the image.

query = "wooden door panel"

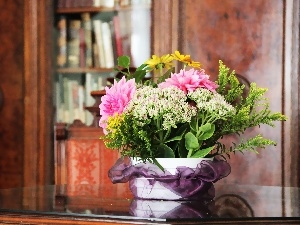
[152,0,300,186]
[0,0,24,188]
[182,0,284,186]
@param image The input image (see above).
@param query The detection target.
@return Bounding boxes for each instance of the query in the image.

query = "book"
[102,0,115,8]
[55,74,65,122]
[64,0,76,7]
[67,20,81,67]
[79,28,86,68]
[112,15,123,58]
[81,13,93,68]
[118,10,131,57]
[78,85,86,123]
[63,77,70,123]
[93,0,101,7]
[85,73,95,125]
[70,80,86,123]
[61,74,85,124]
[69,80,77,122]
[57,16,67,67]
[119,0,130,6]
[101,22,114,68]
[93,20,106,68]
[92,43,100,68]
[57,0,66,8]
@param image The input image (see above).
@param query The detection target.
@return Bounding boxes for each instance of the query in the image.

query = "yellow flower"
[145,54,174,70]
[187,60,201,68]
[172,50,201,68]
[106,113,124,137]
[172,50,191,64]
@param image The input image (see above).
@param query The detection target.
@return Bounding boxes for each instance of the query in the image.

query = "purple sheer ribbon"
[108,157,230,200]
[129,199,215,218]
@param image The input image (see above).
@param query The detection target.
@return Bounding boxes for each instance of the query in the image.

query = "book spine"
[85,73,95,125]
[57,16,67,67]
[119,0,130,7]
[92,43,100,68]
[57,0,66,8]
[55,75,64,122]
[81,13,93,68]
[93,20,106,68]
[71,80,79,122]
[79,28,86,68]
[63,77,70,123]
[93,0,101,7]
[67,80,74,123]
[67,20,81,68]
[102,0,115,8]
[101,22,114,68]
[78,85,86,123]
[112,15,123,58]
[118,10,131,57]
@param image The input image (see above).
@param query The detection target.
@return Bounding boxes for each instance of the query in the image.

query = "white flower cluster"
[125,86,197,130]
[188,88,236,121]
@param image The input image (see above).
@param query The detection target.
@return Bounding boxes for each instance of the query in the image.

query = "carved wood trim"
[283,0,300,187]
[55,123,68,185]
[24,0,54,187]
[24,0,39,189]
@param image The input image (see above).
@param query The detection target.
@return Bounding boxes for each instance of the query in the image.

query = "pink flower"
[158,68,218,94]
[99,76,136,132]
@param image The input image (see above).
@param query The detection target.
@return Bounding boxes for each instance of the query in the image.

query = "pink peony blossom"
[99,76,136,132]
[158,68,218,94]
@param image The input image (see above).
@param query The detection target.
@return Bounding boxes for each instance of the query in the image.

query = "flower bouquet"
[99,51,286,200]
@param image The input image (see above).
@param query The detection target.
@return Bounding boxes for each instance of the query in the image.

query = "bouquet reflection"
[129,197,215,219]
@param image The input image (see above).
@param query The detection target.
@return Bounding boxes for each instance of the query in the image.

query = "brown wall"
[0,0,24,188]
[182,0,284,186]
[153,0,300,186]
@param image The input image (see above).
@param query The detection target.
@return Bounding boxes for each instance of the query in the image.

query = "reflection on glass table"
[0,182,299,223]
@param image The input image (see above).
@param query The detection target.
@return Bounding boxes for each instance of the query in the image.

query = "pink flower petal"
[158,68,218,93]
[99,76,136,132]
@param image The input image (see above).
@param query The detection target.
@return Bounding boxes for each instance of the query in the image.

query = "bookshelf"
[54,0,152,126]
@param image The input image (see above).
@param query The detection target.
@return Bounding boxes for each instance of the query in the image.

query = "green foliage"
[208,60,287,157]
[102,56,287,163]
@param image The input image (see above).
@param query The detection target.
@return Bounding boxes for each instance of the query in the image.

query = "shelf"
[56,5,150,14]
[56,7,117,14]
[57,67,115,74]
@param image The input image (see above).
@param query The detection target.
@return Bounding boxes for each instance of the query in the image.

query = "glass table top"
[0,182,299,223]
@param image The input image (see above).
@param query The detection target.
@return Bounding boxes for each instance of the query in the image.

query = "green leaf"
[157,144,175,158]
[133,70,147,83]
[199,123,212,132]
[165,135,183,143]
[191,146,214,158]
[117,56,130,68]
[157,68,173,83]
[152,158,164,171]
[175,123,189,136]
[185,132,199,151]
[177,139,188,158]
[189,117,198,132]
[198,124,215,140]
[136,63,148,71]
[165,126,187,143]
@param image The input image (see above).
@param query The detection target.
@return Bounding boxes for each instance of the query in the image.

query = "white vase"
[130,157,212,200]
